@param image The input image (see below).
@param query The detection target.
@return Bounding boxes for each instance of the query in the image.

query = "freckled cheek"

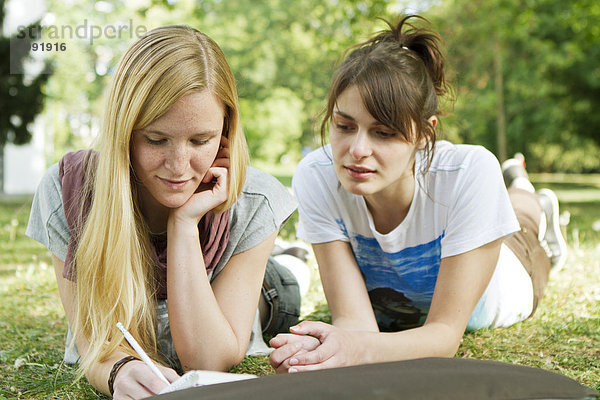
[190,147,218,177]
[132,148,165,179]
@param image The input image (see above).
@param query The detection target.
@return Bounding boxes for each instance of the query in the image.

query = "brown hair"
[321,15,451,170]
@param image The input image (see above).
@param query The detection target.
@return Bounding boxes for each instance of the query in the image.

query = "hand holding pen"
[112,322,180,399]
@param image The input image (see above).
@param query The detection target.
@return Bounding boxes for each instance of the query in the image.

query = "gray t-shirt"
[26,164,297,281]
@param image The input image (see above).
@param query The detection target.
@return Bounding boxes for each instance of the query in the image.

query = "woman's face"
[329,85,423,201]
[131,90,224,209]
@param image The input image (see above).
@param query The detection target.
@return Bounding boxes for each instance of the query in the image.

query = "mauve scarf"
[59,149,230,300]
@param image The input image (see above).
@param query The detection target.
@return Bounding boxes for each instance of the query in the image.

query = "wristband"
[108,355,140,396]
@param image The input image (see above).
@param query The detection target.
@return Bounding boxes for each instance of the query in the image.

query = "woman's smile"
[157,177,192,190]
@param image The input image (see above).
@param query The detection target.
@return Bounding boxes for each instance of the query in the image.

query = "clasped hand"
[269,321,361,373]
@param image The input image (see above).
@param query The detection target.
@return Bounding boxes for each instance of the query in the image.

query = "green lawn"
[1,174,599,398]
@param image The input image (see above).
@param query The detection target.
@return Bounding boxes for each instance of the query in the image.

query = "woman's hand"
[112,360,180,399]
[170,136,230,224]
[269,332,321,373]
[269,321,362,373]
[177,166,228,220]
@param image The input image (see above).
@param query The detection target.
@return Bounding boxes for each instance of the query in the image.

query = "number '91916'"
[31,42,66,51]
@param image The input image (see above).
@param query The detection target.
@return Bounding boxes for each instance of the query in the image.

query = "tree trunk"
[494,38,507,162]
[0,143,4,194]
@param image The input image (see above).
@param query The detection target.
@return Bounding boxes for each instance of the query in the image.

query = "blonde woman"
[26,25,298,398]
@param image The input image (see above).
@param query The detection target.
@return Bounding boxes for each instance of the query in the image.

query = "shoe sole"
[502,159,529,188]
[537,188,567,270]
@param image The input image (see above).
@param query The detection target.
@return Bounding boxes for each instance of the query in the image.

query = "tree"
[0,0,52,192]
[429,0,600,172]
[42,0,600,172]
[187,0,392,165]
[532,0,600,147]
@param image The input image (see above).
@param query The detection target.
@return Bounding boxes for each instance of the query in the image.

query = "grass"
[1,174,599,398]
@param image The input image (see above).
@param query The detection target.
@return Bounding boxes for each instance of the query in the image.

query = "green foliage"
[188,0,392,165]
[30,0,600,172]
[241,87,305,164]
[5,0,600,173]
[429,0,600,172]
[40,0,149,162]
[0,0,53,192]
[529,136,600,173]
[38,0,397,167]
[0,0,51,147]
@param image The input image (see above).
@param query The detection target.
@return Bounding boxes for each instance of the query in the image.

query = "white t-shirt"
[293,141,529,331]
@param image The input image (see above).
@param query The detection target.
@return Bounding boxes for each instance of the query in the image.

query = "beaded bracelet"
[108,355,140,396]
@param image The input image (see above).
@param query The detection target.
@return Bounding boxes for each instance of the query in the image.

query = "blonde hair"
[73,25,248,376]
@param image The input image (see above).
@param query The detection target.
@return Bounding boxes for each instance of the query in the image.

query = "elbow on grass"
[439,335,462,358]
[179,349,245,373]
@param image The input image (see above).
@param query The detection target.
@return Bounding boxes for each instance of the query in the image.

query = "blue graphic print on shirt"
[336,219,444,330]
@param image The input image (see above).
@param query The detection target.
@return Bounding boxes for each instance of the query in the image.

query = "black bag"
[153,357,598,400]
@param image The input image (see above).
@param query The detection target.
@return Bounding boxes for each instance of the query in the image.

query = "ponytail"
[374,15,449,98]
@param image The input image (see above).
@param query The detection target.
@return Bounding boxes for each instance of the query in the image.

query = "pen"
[116,322,170,385]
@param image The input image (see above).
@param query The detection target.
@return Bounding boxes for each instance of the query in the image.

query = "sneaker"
[501,158,529,189]
[513,152,526,167]
[537,188,567,270]
[63,325,80,364]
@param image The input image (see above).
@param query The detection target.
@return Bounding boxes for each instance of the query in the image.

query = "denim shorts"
[260,256,301,336]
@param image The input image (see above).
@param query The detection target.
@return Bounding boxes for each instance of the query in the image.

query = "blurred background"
[1,4,599,395]
[1,0,600,194]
